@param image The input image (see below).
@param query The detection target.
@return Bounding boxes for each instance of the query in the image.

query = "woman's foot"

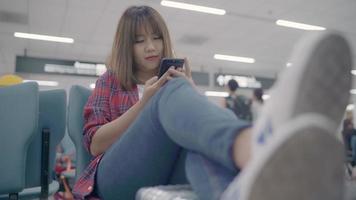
[225,115,345,200]
[228,31,352,200]
[233,128,252,169]
[251,31,351,157]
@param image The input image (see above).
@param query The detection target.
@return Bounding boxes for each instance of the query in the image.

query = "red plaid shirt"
[72,70,139,199]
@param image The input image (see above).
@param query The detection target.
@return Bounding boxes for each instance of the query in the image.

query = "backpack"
[225,95,252,121]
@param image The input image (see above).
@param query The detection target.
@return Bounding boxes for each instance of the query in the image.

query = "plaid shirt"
[72,70,139,199]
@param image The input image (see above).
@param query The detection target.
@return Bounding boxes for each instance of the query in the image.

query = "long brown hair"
[107,5,174,90]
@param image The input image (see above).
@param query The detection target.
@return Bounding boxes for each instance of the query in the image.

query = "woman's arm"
[221,98,227,108]
[90,74,171,156]
[90,100,145,156]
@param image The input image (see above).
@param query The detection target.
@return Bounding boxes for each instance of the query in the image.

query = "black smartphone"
[158,58,185,78]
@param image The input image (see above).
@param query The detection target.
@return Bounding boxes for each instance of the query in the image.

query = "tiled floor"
[28,177,355,200]
[345,179,356,200]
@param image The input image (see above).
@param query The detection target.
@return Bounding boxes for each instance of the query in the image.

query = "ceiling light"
[14,32,74,43]
[214,54,255,63]
[90,83,95,89]
[161,0,226,15]
[275,20,326,31]
[350,89,356,95]
[351,70,356,75]
[23,80,59,86]
[286,62,292,68]
[347,104,355,111]
[205,91,228,97]
[262,94,270,100]
[216,74,261,88]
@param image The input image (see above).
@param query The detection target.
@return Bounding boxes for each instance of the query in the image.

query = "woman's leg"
[185,151,237,200]
[154,77,251,171]
[351,136,356,165]
[96,103,182,199]
[185,127,252,200]
[96,77,250,199]
[167,150,189,184]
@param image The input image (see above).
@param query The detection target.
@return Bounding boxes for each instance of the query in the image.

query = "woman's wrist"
[137,99,147,109]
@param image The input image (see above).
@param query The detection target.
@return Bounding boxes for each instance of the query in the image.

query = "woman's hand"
[141,58,196,105]
[140,68,176,104]
[141,75,166,105]
[167,57,196,87]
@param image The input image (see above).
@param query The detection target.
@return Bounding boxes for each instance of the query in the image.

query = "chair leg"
[41,128,50,200]
[346,163,353,180]
[61,175,74,200]
[9,193,18,200]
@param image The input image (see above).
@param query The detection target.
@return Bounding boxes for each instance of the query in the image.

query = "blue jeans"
[96,78,250,200]
[351,136,356,163]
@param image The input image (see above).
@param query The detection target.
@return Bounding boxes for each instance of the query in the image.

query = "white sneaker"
[252,31,352,156]
[222,114,345,200]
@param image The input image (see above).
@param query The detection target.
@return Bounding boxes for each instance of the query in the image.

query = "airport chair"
[67,85,92,181]
[55,131,76,185]
[23,89,67,199]
[0,82,39,200]
[0,89,67,199]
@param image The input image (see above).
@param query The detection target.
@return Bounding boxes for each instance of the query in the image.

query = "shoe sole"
[282,31,352,124]
[223,115,345,200]
[253,31,352,151]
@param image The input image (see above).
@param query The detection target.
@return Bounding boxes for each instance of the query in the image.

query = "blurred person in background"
[251,88,264,122]
[342,118,356,166]
[224,79,252,122]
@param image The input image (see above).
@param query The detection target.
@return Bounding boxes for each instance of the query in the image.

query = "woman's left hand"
[167,57,196,87]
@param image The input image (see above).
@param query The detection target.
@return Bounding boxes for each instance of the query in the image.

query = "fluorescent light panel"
[350,89,356,95]
[347,104,355,111]
[214,54,255,64]
[23,80,59,86]
[276,20,326,31]
[161,0,226,15]
[262,94,270,100]
[205,91,228,97]
[14,32,74,43]
[205,91,270,100]
[351,70,356,75]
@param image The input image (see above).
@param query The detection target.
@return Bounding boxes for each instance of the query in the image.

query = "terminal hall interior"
[0,0,356,200]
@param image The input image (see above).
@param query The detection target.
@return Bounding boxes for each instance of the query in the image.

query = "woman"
[72,5,349,200]
[72,5,251,200]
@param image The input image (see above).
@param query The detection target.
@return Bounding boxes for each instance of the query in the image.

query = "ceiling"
[0,0,355,80]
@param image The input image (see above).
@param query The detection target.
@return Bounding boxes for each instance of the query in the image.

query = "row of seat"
[0,82,91,200]
[0,82,192,200]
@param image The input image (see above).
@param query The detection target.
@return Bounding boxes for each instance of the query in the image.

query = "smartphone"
[158,58,185,78]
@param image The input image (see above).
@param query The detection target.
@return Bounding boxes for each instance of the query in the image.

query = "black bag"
[225,95,252,121]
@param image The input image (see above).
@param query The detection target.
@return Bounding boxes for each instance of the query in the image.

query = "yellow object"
[0,74,23,86]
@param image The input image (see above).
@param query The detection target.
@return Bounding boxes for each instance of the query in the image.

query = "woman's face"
[133,26,163,75]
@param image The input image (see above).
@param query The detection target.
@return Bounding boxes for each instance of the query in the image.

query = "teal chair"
[0,89,67,199]
[57,131,76,179]
[22,89,67,199]
[67,85,92,181]
[0,82,39,200]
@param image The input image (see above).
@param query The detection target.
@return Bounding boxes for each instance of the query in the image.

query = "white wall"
[17,72,97,92]
[1,55,258,107]
[15,72,257,107]
[0,52,16,75]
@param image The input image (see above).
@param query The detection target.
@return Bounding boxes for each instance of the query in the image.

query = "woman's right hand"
[140,71,172,105]
[141,64,192,105]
